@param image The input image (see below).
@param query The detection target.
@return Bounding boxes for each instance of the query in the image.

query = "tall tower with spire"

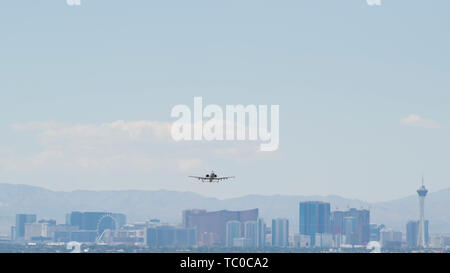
[416,177,428,248]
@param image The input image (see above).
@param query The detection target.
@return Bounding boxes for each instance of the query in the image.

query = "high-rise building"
[82,212,110,230]
[67,212,82,227]
[406,220,429,248]
[380,228,402,249]
[256,218,266,248]
[406,220,417,248]
[112,213,127,228]
[226,221,241,247]
[343,216,357,245]
[15,214,37,239]
[146,225,196,247]
[331,211,345,235]
[244,221,258,248]
[182,209,258,246]
[299,201,330,245]
[24,222,55,241]
[331,208,370,245]
[272,218,289,247]
[10,226,16,241]
[66,211,126,234]
[417,178,428,248]
[369,224,385,241]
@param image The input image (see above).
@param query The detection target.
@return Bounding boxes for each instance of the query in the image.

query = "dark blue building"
[15,214,37,239]
[332,208,370,245]
[299,201,331,245]
[146,225,196,247]
[406,220,429,247]
[66,211,126,234]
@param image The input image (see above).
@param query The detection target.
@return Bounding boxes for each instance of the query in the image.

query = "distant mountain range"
[0,183,449,235]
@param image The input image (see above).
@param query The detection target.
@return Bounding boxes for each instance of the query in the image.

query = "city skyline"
[6,198,438,251]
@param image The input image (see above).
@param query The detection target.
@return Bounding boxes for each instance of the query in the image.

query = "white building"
[380,228,402,248]
[24,223,52,241]
[314,233,333,248]
[233,237,252,248]
[429,235,450,249]
[294,234,311,248]
[332,233,346,248]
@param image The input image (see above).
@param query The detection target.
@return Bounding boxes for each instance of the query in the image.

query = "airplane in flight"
[189,171,235,183]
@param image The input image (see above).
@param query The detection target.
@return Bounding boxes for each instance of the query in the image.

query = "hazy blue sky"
[0,0,449,202]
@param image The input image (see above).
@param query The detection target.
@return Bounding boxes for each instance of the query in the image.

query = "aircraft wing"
[215,176,235,181]
[189,176,207,181]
